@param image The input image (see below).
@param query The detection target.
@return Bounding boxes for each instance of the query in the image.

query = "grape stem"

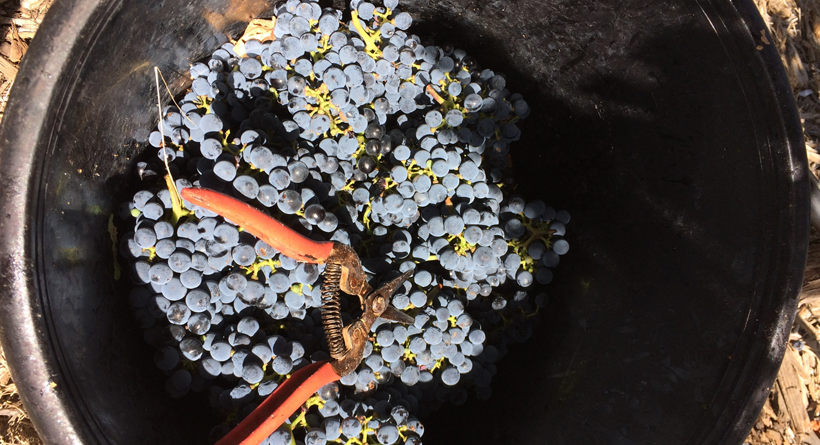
[425,84,445,104]
[286,410,308,445]
[373,7,392,24]
[310,35,333,63]
[141,245,157,261]
[243,258,280,280]
[196,95,213,113]
[519,218,555,250]
[290,283,311,296]
[350,11,382,56]
[507,216,556,272]
[154,67,181,206]
[164,174,191,225]
[155,66,198,128]
[361,205,373,230]
[396,426,409,442]
[304,393,325,409]
[425,83,462,112]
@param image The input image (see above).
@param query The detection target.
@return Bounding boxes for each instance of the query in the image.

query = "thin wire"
[154,66,180,200]
[155,67,196,126]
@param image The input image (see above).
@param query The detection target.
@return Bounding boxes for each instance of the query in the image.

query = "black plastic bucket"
[0,0,809,443]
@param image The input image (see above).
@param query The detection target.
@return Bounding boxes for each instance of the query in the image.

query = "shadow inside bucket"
[413,0,800,443]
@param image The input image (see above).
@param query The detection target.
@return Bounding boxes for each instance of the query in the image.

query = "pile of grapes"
[119,0,570,443]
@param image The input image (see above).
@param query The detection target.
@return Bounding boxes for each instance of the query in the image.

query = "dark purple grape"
[358,156,376,174]
[365,140,381,156]
[304,204,327,225]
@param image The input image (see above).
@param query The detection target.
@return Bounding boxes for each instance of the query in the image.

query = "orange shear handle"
[214,361,340,445]
[180,188,334,264]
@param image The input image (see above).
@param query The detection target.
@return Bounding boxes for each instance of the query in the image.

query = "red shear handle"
[215,361,341,445]
[181,188,334,263]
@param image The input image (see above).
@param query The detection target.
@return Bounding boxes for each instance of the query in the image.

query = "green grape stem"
[507,216,556,271]
[350,11,382,57]
[196,95,213,113]
[286,411,308,445]
[142,246,157,261]
[362,205,373,230]
[165,173,192,225]
[304,393,325,409]
[243,258,280,280]
[373,8,392,24]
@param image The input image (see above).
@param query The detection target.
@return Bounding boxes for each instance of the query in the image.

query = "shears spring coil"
[320,262,345,358]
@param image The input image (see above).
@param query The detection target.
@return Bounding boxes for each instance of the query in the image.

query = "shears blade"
[370,270,415,325]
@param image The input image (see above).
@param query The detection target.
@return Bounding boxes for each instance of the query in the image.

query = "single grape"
[394,12,412,29]
[167,302,192,325]
[376,329,395,347]
[305,204,327,225]
[187,313,211,335]
[285,290,305,309]
[469,329,486,345]
[269,430,292,445]
[185,290,210,312]
[409,290,427,307]
[425,110,442,127]
[237,317,260,336]
[200,114,223,133]
[179,337,204,361]
[508,197,526,213]
[210,342,232,362]
[225,272,247,292]
[288,161,309,183]
[423,327,443,345]
[154,346,179,371]
[358,156,376,174]
[272,355,294,374]
[516,270,534,287]
[213,224,239,246]
[553,239,570,255]
[305,429,327,445]
[441,366,460,386]
[148,263,174,286]
[227,245,255,270]
[444,216,465,236]
[381,344,402,363]
[376,425,399,445]
[318,213,339,232]
[536,267,553,284]
[278,190,302,214]
[401,366,420,385]
[233,175,259,199]
[341,417,362,439]
[463,93,483,112]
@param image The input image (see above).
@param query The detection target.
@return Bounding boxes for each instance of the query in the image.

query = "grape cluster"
[120,0,570,443]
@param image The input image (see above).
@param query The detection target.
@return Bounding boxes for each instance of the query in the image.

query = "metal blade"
[379,306,415,325]
[372,270,413,299]
[370,270,414,324]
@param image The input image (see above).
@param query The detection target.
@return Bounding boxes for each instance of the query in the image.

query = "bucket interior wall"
[0,0,808,443]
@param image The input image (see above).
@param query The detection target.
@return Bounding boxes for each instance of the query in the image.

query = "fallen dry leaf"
[233,17,276,56]
[9,23,27,63]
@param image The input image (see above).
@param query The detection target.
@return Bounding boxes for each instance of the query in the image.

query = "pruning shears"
[180,188,414,445]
